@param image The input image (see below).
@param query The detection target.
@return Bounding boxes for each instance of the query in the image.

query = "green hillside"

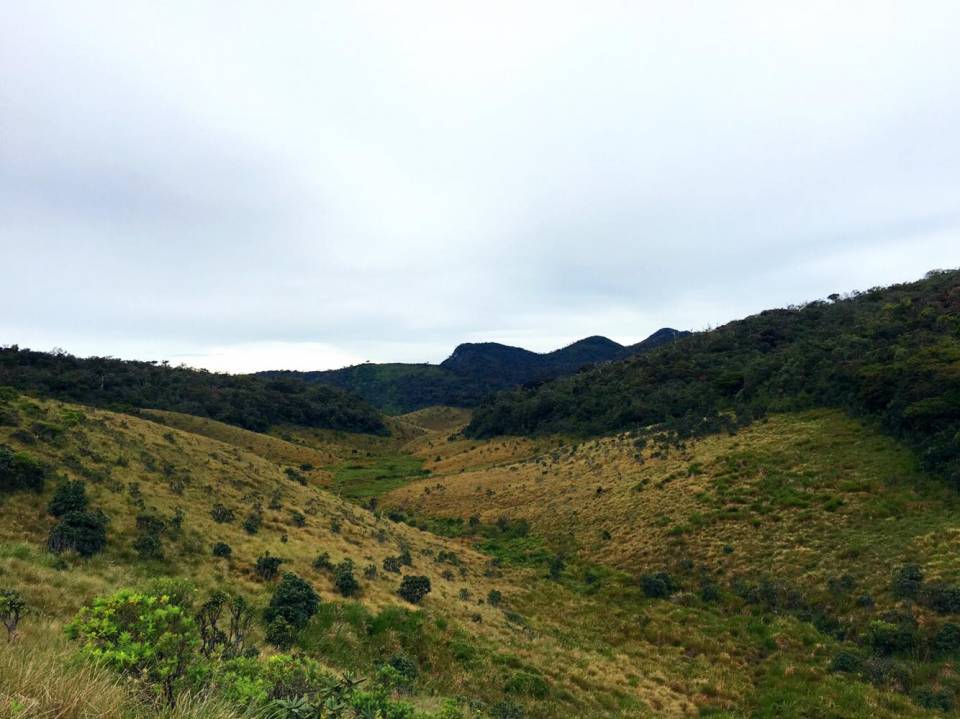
[466,269,960,485]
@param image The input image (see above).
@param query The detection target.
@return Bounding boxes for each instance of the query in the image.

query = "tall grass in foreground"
[0,621,247,719]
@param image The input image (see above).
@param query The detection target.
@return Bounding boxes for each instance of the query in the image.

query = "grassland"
[3,394,959,718]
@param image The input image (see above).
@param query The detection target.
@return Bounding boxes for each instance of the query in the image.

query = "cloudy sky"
[3,2,959,372]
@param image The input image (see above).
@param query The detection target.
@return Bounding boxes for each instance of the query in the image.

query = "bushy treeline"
[0,347,386,434]
[466,270,960,485]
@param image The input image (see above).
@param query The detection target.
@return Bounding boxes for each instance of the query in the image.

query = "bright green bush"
[66,589,203,704]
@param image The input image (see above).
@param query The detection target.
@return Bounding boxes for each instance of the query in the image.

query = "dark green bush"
[934,622,960,656]
[312,552,333,571]
[398,576,431,604]
[290,511,306,528]
[0,445,46,493]
[913,687,955,711]
[255,554,285,581]
[47,510,108,556]
[211,504,235,523]
[919,582,960,614]
[133,533,164,560]
[212,542,232,558]
[333,560,359,597]
[487,589,502,607]
[382,556,402,573]
[47,479,87,517]
[640,571,677,599]
[892,564,924,599]
[264,573,319,630]
[243,511,262,535]
[829,650,862,673]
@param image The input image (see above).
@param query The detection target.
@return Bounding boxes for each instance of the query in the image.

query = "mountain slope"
[265,328,689,415]
[466,269,960,485]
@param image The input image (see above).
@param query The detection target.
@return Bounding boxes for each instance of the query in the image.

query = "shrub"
[934,622,960,656]
[504,671,550,699]
[487,589,503,607]
[0,589,26,640]
[640,571,677,599]
[265,616,297,650]
[264,573,319,630]
[398,576,431,604]
[47,479,87,517]
[914,688,955,711]
[66,589,200,704]
[290,511,306,528]
[363,563,377,579]
[891,563,923,599]
[867,619,919,656]
[312,552,333,571]
[243,511,262,535]
[212,542,232,558]
[256,554,285,581]
[0,445,46,493]
[211,504,235,523]
[47,510,108,556]
[133,532,164,560]
[829,650,862,673]
[920,582,960,614]
[383,556,402,573]
[334,560,360,597]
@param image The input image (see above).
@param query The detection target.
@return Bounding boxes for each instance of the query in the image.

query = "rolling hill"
[261,328,688,414]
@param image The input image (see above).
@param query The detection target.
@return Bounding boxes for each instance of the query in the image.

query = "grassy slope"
[386,410,960,601]
[0,395,832,718]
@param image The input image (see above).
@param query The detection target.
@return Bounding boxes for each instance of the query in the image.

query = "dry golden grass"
[384,409,960,607]
[2,398,950,718]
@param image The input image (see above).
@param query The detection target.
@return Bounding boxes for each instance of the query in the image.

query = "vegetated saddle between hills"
[260,327,689,414]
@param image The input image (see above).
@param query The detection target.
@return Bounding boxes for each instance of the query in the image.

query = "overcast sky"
[3,2,959,372]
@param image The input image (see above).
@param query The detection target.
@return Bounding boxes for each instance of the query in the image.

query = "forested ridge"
[0,347,386,434]
[466,269,960,485]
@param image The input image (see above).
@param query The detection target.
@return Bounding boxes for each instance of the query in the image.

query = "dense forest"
[264,328,688,414]
[0,348,386,435]
[466,270,960,486]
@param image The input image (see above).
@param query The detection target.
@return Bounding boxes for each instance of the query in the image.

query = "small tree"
[264,573,319,630]
[892,563,923,599]
[48,510,108,556]
[398,576,431,604]
[0,589,26,641]
[47,479,87,517]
